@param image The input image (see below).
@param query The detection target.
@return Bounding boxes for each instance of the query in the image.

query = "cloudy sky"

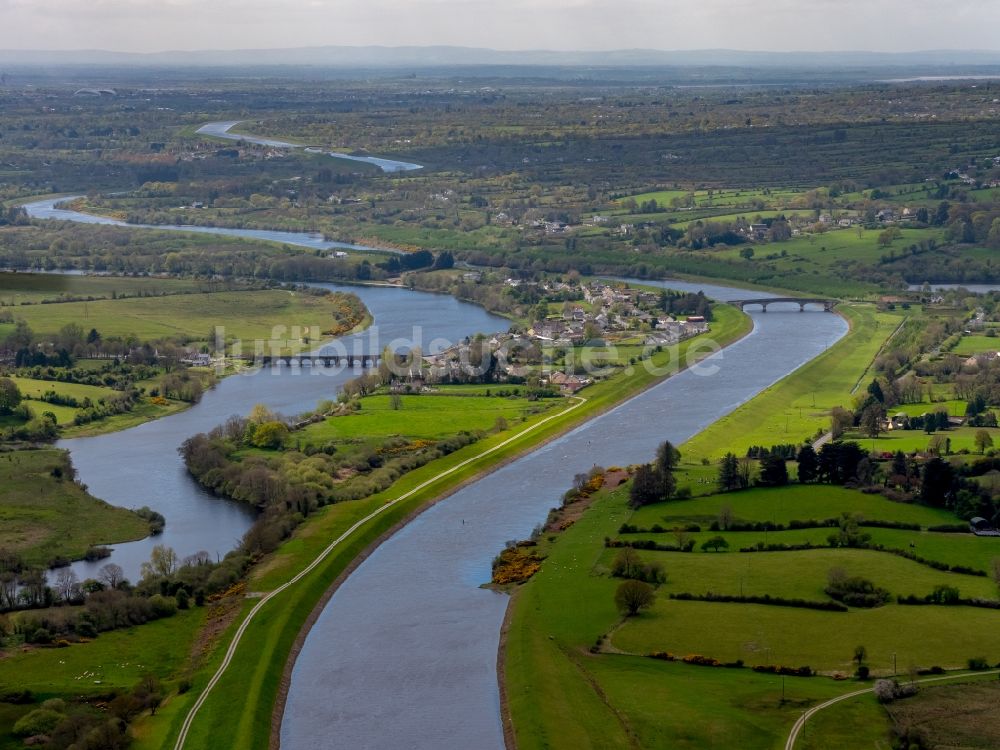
[0,0,997,52]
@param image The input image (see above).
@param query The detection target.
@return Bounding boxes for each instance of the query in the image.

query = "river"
[22,153,846,749]
[196,121,424,173]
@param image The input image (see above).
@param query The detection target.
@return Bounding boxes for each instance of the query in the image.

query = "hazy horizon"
[1,0,999,55]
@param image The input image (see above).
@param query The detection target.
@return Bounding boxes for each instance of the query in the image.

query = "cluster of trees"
[9,676,160,750]
[824,567,891,608]
[658,290,713,320]
[629,441,683,508]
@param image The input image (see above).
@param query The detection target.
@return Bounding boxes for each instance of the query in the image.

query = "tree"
[854,645,869,678]
[614,579,655,616]
[251,421,288,449]
[740,247,755,260]
[718,453,740,492]
[975,429,994,454]
[248,403,277,425]
[717,504,734,531]
[867,379,885,404]
[860,403,886,439]
[140,544,178,581]
[134,674,163,716]
[629,464,661,508]
[758,454,789,487]
[611,547,642,579]
[920,457,955,508]
[717,453,741,492]
[701,536,730,552]
[0,378,21,415]
[796,445,818,483]
[53,568,81,603]
[99,563,125,590]
[830,406,853,439]
[655,441,681,500]
[737,457,754,489]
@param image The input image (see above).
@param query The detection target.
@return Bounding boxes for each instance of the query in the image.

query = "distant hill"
[1,45,1000,69]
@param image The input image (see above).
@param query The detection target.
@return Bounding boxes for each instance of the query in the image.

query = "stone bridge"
[729,297,836,312]
[235,354,381,367]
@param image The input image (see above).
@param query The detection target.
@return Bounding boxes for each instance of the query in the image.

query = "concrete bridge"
[729,297,836,312]
[236,354,381,367]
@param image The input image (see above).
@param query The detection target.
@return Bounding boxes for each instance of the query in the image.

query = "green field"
[8,289,359,348]
[630,484,956,529]
[11,377,119,426]
[300,391,548,444]
[504,478,1000,749]
[0,273,216,306]
[0,449,149,566]
[954,333,1000,356]
[843,425,1000,455]
[504,483,894,750]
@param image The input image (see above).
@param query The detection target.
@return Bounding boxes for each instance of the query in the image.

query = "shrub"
[12,708,63,738]
[614,579,655,616]
[825,569,891,608]
[148,594,177,619]
[968,656,991,671]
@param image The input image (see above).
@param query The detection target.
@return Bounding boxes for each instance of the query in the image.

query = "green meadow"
[0,449,149,566]
[7,290,353,348]
[299,391,547,444]
[505,479,1000,750]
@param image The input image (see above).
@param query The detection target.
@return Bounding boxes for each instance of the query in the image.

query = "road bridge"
[730,298,836,312]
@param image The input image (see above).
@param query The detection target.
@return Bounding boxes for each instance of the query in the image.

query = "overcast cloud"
[0,0,997,53]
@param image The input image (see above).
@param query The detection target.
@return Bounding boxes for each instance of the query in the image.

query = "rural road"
[785,669,1000,749]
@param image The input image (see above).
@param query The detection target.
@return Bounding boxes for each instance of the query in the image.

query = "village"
[418,279,711,393]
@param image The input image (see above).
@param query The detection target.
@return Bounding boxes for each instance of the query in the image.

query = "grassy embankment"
[0,449,148,567]
[681,303,904,463]
[126,304,751,750]
[502,299,979,749]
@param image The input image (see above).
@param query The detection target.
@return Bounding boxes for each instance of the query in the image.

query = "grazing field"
[953,333,1000,355]
[11,377,119,425]
[300,391,550,444]
[8,290,360,348]
[842,425,1000,455]
[0,449,149,566]
[630,484,956,529]
[504,479,1000,748]
[504,483,901,750]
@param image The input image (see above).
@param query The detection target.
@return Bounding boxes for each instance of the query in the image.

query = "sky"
[0,0,998,53]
